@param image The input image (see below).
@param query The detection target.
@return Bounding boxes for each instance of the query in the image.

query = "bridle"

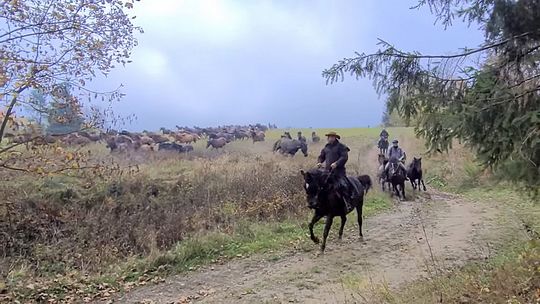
[305,168,335,207]
[323,167,335,184]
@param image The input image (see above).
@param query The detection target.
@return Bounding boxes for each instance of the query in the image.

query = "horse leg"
[356,202,364,239]
[421,179,427,191]
[409,178,416,190]
[401,182,406,200]
[338,215,347,240]
[320,216,334,253]
[309,214,322,244]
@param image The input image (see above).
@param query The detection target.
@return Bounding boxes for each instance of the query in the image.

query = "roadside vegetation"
[1,128,396,302]
[2,128,537,304]
[360,187,540,304]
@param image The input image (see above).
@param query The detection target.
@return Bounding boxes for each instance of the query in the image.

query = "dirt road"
[115,190,505,304]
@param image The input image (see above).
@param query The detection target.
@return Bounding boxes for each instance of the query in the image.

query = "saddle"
[335,176,361,200]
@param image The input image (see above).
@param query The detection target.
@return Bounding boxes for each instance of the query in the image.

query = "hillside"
[1,128,538,303]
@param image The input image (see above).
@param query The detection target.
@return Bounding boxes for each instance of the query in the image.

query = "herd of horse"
[301,143,427,253]
[3,123,271,152]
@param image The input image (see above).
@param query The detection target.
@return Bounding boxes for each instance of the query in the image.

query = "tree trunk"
[0,87,26,146]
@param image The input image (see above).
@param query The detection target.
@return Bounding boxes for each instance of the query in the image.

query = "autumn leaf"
[66,152,74,161]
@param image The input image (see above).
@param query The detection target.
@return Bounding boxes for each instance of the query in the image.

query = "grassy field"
[2,127,536,303]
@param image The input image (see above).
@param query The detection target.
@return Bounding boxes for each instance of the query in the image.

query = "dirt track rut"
[115,190,502,304]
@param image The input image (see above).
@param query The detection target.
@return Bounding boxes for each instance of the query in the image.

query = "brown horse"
[173,132,198,144]
[251,130,265,143]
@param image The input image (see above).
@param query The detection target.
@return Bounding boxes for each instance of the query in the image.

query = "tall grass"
[0,127,479,302]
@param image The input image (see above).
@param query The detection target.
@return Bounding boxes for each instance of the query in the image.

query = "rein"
[323,168,335,184]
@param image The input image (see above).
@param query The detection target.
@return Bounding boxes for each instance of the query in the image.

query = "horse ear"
[300,170,305,176]
[418,157,422,160]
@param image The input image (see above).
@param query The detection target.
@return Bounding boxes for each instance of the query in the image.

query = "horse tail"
[358,175,372,194]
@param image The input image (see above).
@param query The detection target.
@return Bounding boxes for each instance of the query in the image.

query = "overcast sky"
[95,0,484,130]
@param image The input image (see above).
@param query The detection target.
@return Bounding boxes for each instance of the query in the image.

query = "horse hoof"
[312,237,320,244]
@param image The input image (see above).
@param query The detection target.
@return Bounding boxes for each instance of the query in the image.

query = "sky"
[94,0,484,130]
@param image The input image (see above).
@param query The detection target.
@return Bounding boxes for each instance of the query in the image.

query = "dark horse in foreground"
[407,157,427,191]
[301,169,369,252]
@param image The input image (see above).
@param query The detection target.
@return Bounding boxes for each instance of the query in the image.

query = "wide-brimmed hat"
[325,131,341,139]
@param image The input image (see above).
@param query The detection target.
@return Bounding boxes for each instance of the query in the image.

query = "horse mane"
[305,168,326,177]
[305,169,334,182]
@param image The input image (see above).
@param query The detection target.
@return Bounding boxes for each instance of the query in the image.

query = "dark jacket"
[387,146,405,161]
[318,140,350,176]
[298,135,307,143]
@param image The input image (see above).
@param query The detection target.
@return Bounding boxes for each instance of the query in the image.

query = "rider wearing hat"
[380,128,389,139]
[317,131,354,212]
[385,139,407,177]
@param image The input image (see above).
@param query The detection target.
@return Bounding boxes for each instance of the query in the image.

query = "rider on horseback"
[380,128,389,139]
[317,131,354,212]
[385,139,407,179]
[297,131,307,143]
[378,128,390,154]
[284,131,292,139]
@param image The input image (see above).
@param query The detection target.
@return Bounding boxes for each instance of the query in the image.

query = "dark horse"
[300,169,368,252]
[378,136,389,155]
[387,157,406,200]
[273,138,308,157]
[377,153,391,192]
[407,157,427,191]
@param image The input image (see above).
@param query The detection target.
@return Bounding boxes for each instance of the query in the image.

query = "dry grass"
[344,187,540,304]
[0,127,498,302]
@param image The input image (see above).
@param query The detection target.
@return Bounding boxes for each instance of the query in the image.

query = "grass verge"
[348,186,540,304]
[380,240,539,304]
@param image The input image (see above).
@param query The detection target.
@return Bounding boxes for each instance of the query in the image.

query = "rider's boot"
[341,185,354,213]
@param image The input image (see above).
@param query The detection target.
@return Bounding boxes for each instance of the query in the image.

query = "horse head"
[388,157,403,177]
[300,141,308,157]
[411,157,422,170]
[301,169,335,209]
